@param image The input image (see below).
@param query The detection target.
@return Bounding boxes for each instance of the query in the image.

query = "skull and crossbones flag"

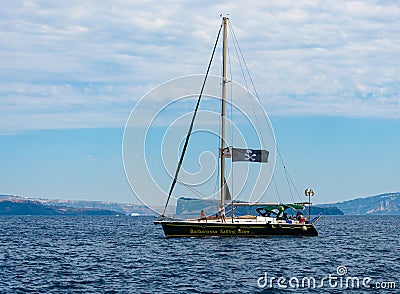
[229,148,269,163]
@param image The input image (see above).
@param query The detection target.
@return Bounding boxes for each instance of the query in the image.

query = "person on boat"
[284,212,292,224]
[221,212,226,223]
[199,210,207,222]
[296,211,305,223]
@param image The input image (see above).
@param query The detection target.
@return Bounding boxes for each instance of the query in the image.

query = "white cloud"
[0,0,399,133]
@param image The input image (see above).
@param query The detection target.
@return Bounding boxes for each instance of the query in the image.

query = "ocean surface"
[0,215,398,293]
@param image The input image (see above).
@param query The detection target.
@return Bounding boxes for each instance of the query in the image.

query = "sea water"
[0,215,398,293]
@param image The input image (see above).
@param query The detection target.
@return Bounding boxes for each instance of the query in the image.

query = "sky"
[0,0,399,206]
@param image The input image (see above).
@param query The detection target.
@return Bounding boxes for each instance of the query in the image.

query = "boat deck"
[155,216,309,225]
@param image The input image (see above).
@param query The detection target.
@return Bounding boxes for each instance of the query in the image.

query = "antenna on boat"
[305,188,315,221]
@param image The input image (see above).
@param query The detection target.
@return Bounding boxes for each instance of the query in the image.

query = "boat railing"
[310,215,322,225]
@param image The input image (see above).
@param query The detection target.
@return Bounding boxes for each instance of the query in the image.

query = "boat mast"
[220,17,228,214]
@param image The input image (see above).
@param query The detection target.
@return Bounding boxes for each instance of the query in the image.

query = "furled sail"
[224,177,231,200]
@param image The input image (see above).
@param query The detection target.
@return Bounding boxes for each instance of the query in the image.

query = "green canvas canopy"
[262,203,304,212]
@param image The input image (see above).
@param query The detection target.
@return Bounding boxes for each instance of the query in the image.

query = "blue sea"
[0,216,398,293]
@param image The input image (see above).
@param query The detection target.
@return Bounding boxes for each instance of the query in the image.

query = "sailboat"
[154,17,321,237]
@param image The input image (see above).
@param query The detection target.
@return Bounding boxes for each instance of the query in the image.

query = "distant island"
[320,192,400,215]
[0,194,156,216]
[1,192,399,216]
[0,200,119,216]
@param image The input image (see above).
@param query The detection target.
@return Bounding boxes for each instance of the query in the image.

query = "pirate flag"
[222,147,269,163]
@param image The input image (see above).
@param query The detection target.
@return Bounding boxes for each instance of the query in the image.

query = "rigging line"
[215,104,221,213]
[276,147,294,202]
[277,147,301,202]
[177,179,211,199]
[229,20,301,204]
[227,31,234,205]
[227,31,234,145]
[228,21,267,150]
[215,62,223,214]
[229,20,270,203]
[177,181,202,198]
[278,147,302,201]
[285,168,295,203]
[228,20,260,101]
[287,170,302,201]
[162,22,223,216]
[270,170,282,203]
[215,160,220,214]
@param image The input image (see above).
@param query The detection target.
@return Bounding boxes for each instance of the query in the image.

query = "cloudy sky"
[0,0,399,205]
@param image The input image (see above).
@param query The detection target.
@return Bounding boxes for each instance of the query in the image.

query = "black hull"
[156,221,318,237]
